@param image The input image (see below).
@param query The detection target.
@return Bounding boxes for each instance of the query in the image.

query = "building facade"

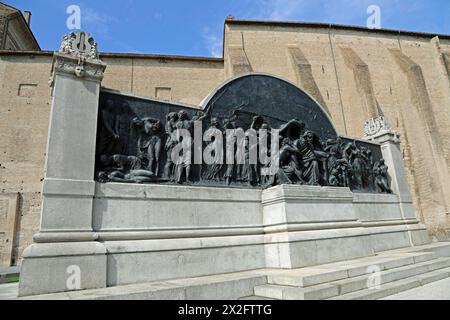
[0,2,39,51]
[1,8,450,266]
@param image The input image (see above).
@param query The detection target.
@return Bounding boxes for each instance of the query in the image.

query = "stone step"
[267,251,437,288]
[255,257,450,300]
[329,257,450,296]
[254,283,338,300]
[13,242,450,300]
[329,267,450,300]
[238,296,277,300]
[383,242,450,258]
[20,272,268,300]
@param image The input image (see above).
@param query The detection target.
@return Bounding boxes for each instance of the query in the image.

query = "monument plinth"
[364,117,418,222]
[19,31,107,296]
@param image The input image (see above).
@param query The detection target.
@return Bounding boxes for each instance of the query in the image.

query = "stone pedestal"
[17,34,432,297]
[262,185,430,270]
[365,130,418,222]
[364,120,431,246]
[19,32,107,297]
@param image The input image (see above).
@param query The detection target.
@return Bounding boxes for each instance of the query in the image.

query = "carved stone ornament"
[53,58,105,81]
[59,31,100,62]
[364,116,392,137]
[54,31,105,80]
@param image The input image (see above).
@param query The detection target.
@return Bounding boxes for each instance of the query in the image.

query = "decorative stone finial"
[53,31,105,81]
[364,116,400,144]
[59,31,100,62]
[364,116,392,137]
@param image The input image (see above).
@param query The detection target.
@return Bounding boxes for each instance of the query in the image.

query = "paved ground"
[0,283,18,300]
[382,277,450,300]
[1,278,450,300]
[0,266,20,286]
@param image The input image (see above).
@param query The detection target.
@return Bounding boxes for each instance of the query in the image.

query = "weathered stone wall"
[1,21,450,265]
[0,54,51,265]
[224,22,450,237]
[101,55,224,106]
[0,52,225,265]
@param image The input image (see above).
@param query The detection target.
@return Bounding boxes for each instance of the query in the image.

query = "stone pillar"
[19,31,107,297]
[364,116,430,245]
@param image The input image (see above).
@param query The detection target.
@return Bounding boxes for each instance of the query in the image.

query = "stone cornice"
[51,52,107,83]
[365,131,401,145]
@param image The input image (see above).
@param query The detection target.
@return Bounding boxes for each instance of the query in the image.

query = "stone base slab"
[18,242,107,297]
[14,242,450,300]
[19,184,431,296]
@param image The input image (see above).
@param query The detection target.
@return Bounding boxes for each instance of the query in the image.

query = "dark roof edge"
[3,18,449,61]
[0,50,52,56]
[0,1,19,12]
[16,10,41,50]
[100,52,224,62]
[0,1,41,50]
[226,19,450,40]
[0,50,224,62]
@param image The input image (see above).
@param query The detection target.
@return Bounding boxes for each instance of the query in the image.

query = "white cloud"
[240,0,424,29]
[203,28,223,58]
[81,6,119,36]
[154,12,163,20]
[267,0,306,20]
[247,0,306,21]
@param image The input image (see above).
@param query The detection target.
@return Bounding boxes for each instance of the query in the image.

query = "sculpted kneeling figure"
[98,154,157,184]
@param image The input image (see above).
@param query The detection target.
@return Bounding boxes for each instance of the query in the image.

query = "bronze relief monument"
[17,32,433,299]
[96,74,391,194]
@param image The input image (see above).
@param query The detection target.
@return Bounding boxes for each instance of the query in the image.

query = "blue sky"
[5,0,450,57]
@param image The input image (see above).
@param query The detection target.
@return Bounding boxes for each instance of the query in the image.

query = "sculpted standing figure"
[267,138,303,186]
[174,111,197,184]
[335,159,351,187]
[192,111,209,182]
[352,149,365,189]
[344,141,365,190]
[163,112,179,180]
[247,116,266,185]
[133,117,163,176]
[374,159,392,194]
[223,117,237,185]
[241,133,259,186]
[202,118,223,182]
[258,122,273,187]
[361,147,374,190]
[324,138,343,172]
[115,102,132,154]
[98,100,120,157]
[303,130,329,184]
[295,134,321,186]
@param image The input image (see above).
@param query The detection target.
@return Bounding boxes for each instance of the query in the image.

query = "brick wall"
[2,22,450,264]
